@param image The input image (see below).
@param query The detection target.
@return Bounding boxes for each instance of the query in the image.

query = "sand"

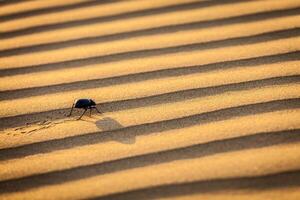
[0,0,300,199]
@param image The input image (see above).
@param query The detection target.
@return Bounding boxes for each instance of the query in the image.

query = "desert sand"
[0,0,300,199]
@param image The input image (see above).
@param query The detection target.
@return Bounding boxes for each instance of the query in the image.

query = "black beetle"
[67,99,102,119]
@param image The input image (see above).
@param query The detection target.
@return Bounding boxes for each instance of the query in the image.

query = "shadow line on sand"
[0,0,248,37]
[0,0,26,6]
[0,98,299,161]
[0,76,299,130]
[1,27,300,77]
[0,128,299,194]
[0,51,299,100]
[94,170,300,200]
[1,6,300,57]
[0,0,119,22]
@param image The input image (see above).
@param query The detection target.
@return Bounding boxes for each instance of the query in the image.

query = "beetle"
[67,99,102,119]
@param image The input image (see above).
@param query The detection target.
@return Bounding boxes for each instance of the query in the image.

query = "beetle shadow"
[95,117,135,144]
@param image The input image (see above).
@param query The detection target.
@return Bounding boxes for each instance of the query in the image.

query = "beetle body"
[74,99,96,109]
[68,98,101,119]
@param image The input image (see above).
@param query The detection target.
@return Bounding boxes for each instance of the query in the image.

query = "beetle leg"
[94,106,102,114]
[78,109,87,120]
[89,107,92,116]
[67,104,75,117]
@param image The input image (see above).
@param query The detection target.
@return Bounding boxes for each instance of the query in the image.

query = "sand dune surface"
[0,0,300,199]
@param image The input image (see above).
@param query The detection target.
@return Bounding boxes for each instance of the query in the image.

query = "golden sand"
[0,0,300,199]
